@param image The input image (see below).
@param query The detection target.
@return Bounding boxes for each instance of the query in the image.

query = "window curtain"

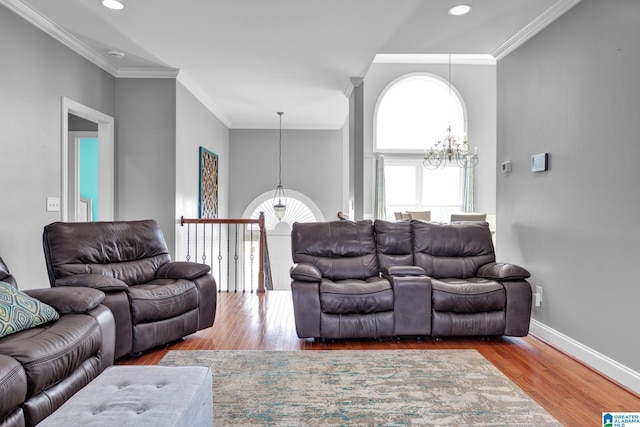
[374,155,386,220]
[462,158,474,212]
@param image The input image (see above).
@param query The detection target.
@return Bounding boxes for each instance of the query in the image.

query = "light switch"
[46,197,60,212]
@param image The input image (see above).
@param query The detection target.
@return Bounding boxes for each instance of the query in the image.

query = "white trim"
[116,68,180,79]
[1,0,119,76]
[492,0,583,60]
[61,98,115,222]
[373,72,469,153]
[0,0,184,79]
[530,318,640,394]
[0,0,230,126]
[177,71,232,128]
[373,54,496,65]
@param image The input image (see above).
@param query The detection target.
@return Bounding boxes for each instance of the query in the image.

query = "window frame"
[383,157,464,222]
[373,72,468,154]
[374,72,469,220]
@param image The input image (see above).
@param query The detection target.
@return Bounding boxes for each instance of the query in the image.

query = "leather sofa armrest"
[156,261,210,280]
[24,287,105,314]
[289,263,322,282]
[55,274,129,292]
[477,262,531,280]
[382,265,425,277]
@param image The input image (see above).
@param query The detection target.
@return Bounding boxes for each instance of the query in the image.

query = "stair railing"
[180,212,270,293]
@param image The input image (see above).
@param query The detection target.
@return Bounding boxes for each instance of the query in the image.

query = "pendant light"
[273,112,286,221]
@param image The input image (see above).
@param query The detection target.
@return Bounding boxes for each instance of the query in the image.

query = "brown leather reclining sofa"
[0,257,115,427]
[290,219,532,340]
[42,219,217,360]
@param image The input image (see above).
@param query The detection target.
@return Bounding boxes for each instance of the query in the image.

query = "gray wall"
[115,79,177,254]
[229,129,344,221]
[363,62,497,218]
[175,82,230,259]
[0,7,116,288]
[497,0,640,372]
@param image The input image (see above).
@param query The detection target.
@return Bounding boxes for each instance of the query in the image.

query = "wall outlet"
[534,286,543,307]
[46,197,60,212]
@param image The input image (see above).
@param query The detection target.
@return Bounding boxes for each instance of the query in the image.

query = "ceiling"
[3,0,580,129]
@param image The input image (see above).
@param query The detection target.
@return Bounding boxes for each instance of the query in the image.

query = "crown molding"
[116,68,180,79]
[344,76,365,99]
[176,72,232,128]
[492,0,583,60]
[2,0,231,126]
[3,0,184,79]
[373,54,496,65]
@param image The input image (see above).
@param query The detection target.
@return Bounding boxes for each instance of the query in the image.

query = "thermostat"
[531,153,548,172]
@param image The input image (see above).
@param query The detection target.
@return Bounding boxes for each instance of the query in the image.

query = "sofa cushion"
[374,220,414,270]
[0,354,27,421]
[412,221,495,278]
[292,221,379,281]
[0,282,59,338]
[128,279,199,324]
[0,313,102,397]
[320,277,393,314]
[55,274,129,292]
[43,220,172,285]
[431,278,506,313]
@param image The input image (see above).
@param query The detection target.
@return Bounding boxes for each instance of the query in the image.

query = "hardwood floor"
[119,291,640,426]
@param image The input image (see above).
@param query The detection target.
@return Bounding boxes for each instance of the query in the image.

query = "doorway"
[61,98,115,222]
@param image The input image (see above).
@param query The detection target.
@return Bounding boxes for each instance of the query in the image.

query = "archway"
[242,190,324,290]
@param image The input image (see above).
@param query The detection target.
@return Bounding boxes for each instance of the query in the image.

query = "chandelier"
[273,112,286,221]
[423,55,479,170]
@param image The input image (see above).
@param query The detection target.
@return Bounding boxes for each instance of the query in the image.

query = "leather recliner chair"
[0,257,115,427]
[42,219,217,360]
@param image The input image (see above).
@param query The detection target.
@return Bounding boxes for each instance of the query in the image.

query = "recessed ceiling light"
[448,4,472,16]
[101,0,124,10]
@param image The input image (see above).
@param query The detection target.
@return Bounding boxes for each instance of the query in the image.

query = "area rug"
[159,350,559,426]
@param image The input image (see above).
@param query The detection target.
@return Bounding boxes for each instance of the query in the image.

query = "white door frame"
[61,97,115,221]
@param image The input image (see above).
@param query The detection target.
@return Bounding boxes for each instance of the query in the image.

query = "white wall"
[229,129,345,221]
[362,61,497,218]
[497,0,640,376]
[0,7,116,289]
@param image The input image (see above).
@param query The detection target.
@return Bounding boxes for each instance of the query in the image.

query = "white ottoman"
[37,366,212,427]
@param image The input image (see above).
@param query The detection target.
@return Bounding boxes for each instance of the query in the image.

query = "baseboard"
[530,319,640,395]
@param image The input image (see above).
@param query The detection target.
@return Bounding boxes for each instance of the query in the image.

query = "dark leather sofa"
[0,257,115,427]
[42,219,217,360]
[290,219,532,340]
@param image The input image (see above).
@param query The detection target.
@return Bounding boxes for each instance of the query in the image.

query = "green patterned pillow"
[0,281,60,338]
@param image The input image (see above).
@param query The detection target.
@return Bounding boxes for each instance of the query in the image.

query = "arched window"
[375,73,465,151]
[243,189,324,230]
[250,196,317,230]
[374,73,467,221]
